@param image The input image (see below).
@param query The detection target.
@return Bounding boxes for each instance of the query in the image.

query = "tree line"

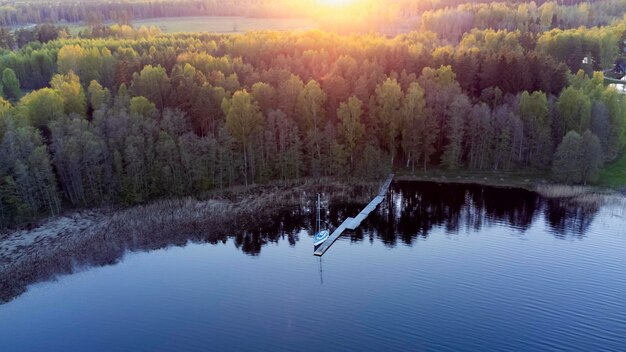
[0,0,621,29]
[0,20,625,228]
[420,0,626,41]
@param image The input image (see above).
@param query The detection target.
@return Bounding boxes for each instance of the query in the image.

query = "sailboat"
[313,194,330,247]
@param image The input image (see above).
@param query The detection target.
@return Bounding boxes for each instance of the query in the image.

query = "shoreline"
[2,175,624,303]
[395,171,624,197]
[0,178,379,303]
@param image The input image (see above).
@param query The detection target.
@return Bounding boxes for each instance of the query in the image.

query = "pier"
[314,174,394,256]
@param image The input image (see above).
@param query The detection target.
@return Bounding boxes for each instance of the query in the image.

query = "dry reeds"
[535,184,610,210]
[0,178,381,303]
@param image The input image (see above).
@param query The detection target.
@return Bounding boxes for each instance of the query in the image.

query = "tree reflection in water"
[237,181,600,254]
[356,181,598,246]
[1,181,603,302]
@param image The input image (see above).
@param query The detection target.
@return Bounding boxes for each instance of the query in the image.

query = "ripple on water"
[1,182,626,352]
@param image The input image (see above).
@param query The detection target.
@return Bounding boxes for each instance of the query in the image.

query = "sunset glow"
[317,0,359,7]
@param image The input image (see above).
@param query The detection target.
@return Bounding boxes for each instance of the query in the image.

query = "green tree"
[2,68,20,100]
[50,71,87,116]
[277,74,304,120]
[130,96,157,117]
[557,87,591,135]
[0,123,60,217]
[553,131,584,184]
[297,80,327,175]
[49,115,107,206]
[0,97,12,138]
[580,130,603,184]
[222,90,263,186]
[87,80,110,111]
[374,78,403,165]
[131,65,170,110]
[57,44,85,76]
[402,82,438,170]
[466,103,493,170]
[251,82,276,115]
[418,66,463,152]
[519,91,551,167]
[17,88,64,129]
[552,129,603,184]
[0,28,15,49]
[441,94,470,170]
[601,87,626,161]
[337,96,365,169]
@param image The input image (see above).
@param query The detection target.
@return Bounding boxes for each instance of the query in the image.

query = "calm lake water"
[2,181,626,352]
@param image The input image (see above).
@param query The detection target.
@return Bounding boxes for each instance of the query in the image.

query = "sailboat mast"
[317,194,321,232]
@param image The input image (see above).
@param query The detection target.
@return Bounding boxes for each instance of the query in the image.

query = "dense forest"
[0,0,624,32]
[0,0,625,228]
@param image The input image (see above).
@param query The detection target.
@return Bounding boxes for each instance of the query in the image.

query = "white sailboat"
[313,194,329,247]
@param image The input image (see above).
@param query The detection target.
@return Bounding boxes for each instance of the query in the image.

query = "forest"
[0,0,624,32]
[0,0,625,228]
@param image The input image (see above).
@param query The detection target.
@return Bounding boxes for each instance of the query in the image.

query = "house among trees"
[615,59,626,75]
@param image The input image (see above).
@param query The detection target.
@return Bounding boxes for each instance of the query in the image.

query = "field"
[68,16,318,35]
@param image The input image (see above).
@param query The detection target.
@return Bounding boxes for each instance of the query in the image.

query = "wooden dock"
[314,174,394,256]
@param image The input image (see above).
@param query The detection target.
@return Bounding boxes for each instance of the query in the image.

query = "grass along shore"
[0,178,379,303]
[2,174,625,303]
[599,152,626,188]
[396,167,626,196]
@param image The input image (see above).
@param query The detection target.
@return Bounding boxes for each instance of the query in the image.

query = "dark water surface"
[2,181,626,352]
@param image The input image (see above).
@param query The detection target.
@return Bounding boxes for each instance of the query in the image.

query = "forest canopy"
[0,0,625,228]
[0,0,625,34]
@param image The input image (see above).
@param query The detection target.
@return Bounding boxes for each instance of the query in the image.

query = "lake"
[2,181,626,351]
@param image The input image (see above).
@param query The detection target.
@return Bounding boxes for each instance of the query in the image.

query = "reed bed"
[0,178,379,303]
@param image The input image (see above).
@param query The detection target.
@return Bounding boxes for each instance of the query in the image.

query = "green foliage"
[441,94,470,170]
[131,65,170,110]
[0,123,60,222]
[402,82,438,170]
[337,96,365,169]
[599,151,626,187]
[222,90,263,185]
[298,80,327,175]
[374,78,403,164]
[557,87,591,135]
[2,68,20,100]
[553,131,584,183]
[49,115,107,206]
[355,143,390,180]
[57,45,85,76]
[581,130,603,184]
[130,96,157,117]
[553,130,603,184]
[50,71,87,116]
[519,91,551,168]
[1,9,625,227]
[87,80,111,111]
[17,88,64,129]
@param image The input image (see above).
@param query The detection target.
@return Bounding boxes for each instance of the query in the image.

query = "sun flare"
[317,0,359,7]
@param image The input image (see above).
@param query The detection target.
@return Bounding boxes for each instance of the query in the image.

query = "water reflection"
[369,182,541,246]
[349,181,600,246]
[0,181,608,302]
[544,198,600,238]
